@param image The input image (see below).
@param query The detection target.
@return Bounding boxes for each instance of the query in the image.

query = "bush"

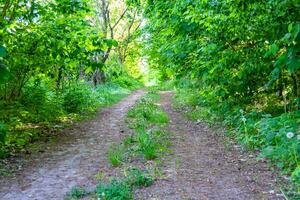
[112,75,143,90]
[0,123,7,144]
[20,82,64,122]
[96,83,130,106]
[63,84,98,113]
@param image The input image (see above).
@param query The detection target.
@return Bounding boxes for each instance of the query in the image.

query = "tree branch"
[111,7,128,30]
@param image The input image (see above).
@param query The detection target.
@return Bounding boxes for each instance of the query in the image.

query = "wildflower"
[297,134,300,140]
[286,132,294,139]
[241,117,246,123]
[239,109,244,114]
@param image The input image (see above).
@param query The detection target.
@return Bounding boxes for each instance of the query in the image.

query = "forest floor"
[0,90,283,200]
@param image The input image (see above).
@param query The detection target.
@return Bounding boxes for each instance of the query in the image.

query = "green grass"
[65,168,153,200]
[108,143,127,167]
[136,128,159,160]
[108,91,171,165]
[122,92,171,160]
[126,93,169,129]
[95,168,153,200]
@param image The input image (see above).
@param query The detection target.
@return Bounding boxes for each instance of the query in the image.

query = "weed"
[135,128,158,160]
[96,179,133,200]
[95,172,105,181]
[126,167,153,187]
[65,186,91,199]
[95,168,153,200]
[108,144,126,167]
[124,93,171,161]
[126,96,169,129]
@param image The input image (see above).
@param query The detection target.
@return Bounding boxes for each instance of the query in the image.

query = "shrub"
[96,83,130,106]
[112,75,143,90]
[0,123,7,158]
[0,81,131,157]
[63,84,97,113]
[20,82,64,122]
[0,123,7,144]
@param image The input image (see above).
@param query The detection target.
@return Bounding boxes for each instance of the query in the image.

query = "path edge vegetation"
[0,81,142,177]
[162,81,299,199]
[128,0,300,198]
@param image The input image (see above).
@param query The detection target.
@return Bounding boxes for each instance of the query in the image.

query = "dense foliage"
[131,0,300,195]
[0,0,142,156]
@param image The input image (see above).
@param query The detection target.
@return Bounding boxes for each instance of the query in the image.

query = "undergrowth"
[0,82,131,159]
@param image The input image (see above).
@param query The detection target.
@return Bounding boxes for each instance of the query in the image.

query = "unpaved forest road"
[0,90,145,200]
[136,92,281,200]
[0,90,281,200]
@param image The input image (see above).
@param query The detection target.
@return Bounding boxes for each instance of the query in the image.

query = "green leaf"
[291,23,300,41]
[0,123,7,143]
[0,63,12,84]
[105,39,118,48]
[288,23,293,33]
[270,44,278,56]
[0,46,6,57]
[287,57,300,73]
[84,66,93,73]
[274,54,287,68]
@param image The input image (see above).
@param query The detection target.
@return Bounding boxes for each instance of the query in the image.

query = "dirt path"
[0,90,145,200]
[1,90,283,200]
[136,91,282,200]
